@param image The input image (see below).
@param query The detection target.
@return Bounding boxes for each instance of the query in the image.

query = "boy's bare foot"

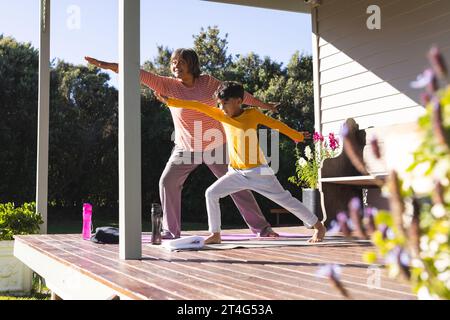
[204,232,221,244]
[307,222,326,243]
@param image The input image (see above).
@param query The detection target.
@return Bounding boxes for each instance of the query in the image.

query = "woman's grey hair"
[171,48,201,79]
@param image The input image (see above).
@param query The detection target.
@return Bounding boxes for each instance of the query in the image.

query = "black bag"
[90,227,119,244]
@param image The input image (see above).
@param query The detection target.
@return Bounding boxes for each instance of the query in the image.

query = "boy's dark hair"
[171,48,201,79]
[215,81,245,101]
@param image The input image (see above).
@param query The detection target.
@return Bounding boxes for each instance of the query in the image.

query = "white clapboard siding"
[320,44,450,89]
[317,0,372,23]
[320,61,368,85]
[319,0,439,42]
[321,94,419,123]
[321,82,400,110]
[322,106,425,136]
[320,72,384,97]
[316,0,449,131]
[320,6,450,60]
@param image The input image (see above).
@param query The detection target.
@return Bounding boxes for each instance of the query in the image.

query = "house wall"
[314,0,450,135]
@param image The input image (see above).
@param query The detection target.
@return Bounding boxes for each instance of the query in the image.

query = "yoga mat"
[142,232,307,243]
[220,232,309,241]
[205,237,371,250]
[146,235,371,251]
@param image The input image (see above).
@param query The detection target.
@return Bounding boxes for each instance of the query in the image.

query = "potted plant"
[289,132,340,219]
[0,202,43,295]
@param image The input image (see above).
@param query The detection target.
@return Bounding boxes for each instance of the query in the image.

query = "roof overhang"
[203,0,311,13]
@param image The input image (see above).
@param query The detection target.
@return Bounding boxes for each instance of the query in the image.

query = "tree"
[1,28,314,228]
[193,26,232,79]
[0,35,39,203]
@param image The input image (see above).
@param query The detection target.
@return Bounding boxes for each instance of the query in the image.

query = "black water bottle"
[151,203,163,245]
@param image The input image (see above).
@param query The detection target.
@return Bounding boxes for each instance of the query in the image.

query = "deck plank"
[14,227,416,300]
[48,234,271,300]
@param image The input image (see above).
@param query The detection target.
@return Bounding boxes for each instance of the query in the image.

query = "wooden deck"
[14,227,416,300]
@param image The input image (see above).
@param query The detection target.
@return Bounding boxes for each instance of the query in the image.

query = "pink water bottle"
[82,203,93,240]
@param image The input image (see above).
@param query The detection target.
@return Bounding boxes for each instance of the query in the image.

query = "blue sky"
[0,0,312,87]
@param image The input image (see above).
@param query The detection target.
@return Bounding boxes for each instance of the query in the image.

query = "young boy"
[157,81,326,244]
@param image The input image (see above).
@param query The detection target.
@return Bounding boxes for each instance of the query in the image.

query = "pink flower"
[329,133,339,151]
[313,132,324,142]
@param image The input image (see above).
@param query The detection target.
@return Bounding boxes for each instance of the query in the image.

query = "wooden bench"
[269,208,290,226]
[319,118,420,225]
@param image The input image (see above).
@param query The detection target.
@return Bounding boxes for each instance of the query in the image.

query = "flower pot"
[302,188,323,222]
[0,240,33,295]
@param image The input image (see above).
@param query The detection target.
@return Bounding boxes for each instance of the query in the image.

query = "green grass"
[0,274,50,300]
[0,293,49,300]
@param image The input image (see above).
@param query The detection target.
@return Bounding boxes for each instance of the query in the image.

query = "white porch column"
[311,7,321,135]
[36,0,51,234]
[118,0,142,260]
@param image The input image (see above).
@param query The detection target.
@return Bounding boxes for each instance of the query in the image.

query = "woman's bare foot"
[265,230,279,238]
[204,232,221,244]
[307,222,326,243]
[260,229,279,238]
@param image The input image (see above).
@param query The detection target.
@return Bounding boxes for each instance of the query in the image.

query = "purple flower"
[386,247,411,279]
[337,212,349,223]
[420,92,431,107]
[364,207,378,218]
[364,207,377,234]
[316,264,350,299]
[432,99,448,146]
[370,136,381,159]
[341,124,349,137]
[378,224,389,240]
[316,264,342,279]
[428,45,448,80]
[337,212,351,237]
[410,68,435,89]
[349,197,361,212]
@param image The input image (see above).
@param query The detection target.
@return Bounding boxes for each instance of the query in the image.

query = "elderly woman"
[85,48,278,239]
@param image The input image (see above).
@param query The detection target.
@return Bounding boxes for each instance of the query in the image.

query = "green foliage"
[289,147,320,189]
[1,27,313,225]
[0,202,43,241]
[0,36,39,203]
[193,26,232,79]
[366,83,450,299]
[289,133,340,189]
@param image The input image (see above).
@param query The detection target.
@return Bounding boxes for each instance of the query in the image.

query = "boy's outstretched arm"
[252,109,310,143]
[160,96,243,128]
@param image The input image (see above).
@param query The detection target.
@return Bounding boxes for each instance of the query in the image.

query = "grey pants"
[206,165,319,233]
[159,145,272,237]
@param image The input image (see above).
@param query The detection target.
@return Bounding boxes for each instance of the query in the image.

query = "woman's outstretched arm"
[85,56,176,96]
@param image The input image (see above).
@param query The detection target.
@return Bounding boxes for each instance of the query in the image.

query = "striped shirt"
[140,70,267,151]
[167,98,304,169]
